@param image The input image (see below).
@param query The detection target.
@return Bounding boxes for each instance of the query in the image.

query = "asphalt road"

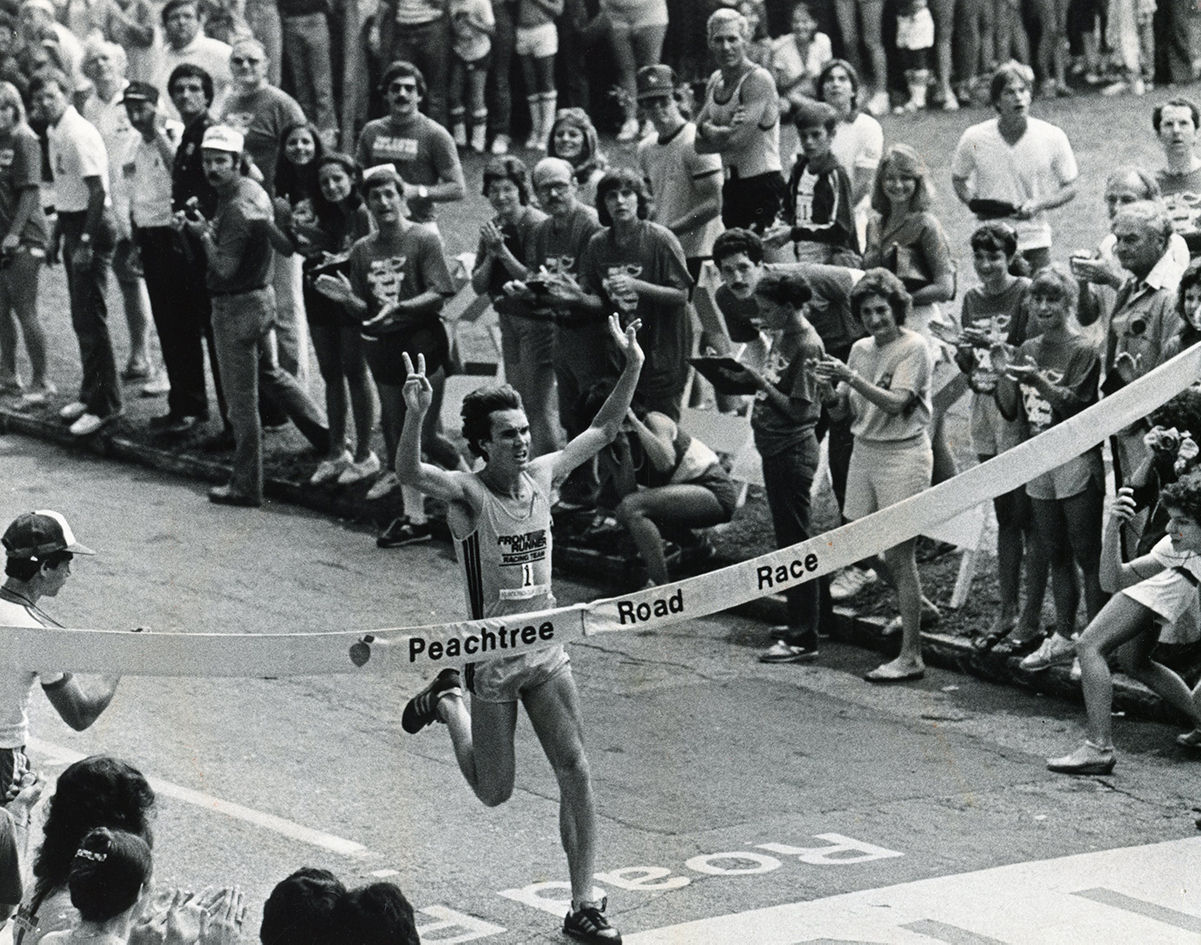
[3,432,1200,944]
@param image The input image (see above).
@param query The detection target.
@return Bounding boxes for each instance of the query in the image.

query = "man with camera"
[183,124,328,507]
[1076,201,1182,484]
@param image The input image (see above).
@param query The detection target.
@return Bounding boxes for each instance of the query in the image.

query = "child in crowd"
[995,266,1106,673]
[718,268,828,664]
[1048,475,1201,775]
[956,222,1048,653]
[895,0,934,112]
[766,99,858,265]
[449,0,495,153]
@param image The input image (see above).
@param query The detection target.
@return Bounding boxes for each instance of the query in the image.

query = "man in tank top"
[395,314,643,945]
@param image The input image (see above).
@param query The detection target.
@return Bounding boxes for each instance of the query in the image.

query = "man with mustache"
[183,124,328,507]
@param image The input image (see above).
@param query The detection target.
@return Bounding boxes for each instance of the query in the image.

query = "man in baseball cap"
[0,510,120,799]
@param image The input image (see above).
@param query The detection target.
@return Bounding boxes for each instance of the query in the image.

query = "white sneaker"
[69,413,105,436]
[338,451,381,485]
[140,370,171,397]
[17,384,56,408]
[829,566,877,601]
[1020,633,1077,671]
[365,470,400,500]
[310,450,352,485]
[59,400,87,421]
[490,133,510,155]
[866,90,890,115]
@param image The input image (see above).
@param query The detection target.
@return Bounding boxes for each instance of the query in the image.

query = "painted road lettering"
[499,834,902,916]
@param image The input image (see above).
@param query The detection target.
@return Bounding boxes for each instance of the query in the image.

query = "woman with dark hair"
[273,119,325,221]
[815,58,882,242]
[15,756,155,944]
[996,265,1105,674]
[546,108,607,208]
[588,386,737,587]
[1166,260,1201,360]
[770,1,832,118]
[298,151,378,487]
[471,155,558,455]
[37,828,151,945]
[814,269,936,683]
[862,143,958,488]
[578,167,692,420]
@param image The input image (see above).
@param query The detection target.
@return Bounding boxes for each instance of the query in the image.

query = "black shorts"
[363,323,449,386]
[696,463,740,519]
[721,171,787,234]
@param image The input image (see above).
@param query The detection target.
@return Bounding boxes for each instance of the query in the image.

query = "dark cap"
[120,81,158,106]
[2,510,95,560]
[636,64,676,101]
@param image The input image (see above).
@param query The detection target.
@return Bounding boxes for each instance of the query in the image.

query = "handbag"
[887,241,933,293]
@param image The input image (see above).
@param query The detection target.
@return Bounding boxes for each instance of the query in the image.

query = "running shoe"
[365,470,400,500]
[310,451,352,485]
[1176,728,1201,748]
[337,451,381,485]
[377,517,432,548]
[1019,632,1076,671]
[758,638,819,663]
[401,668,462,734]
[1046,741,1115,775]
[829,566,877,601]
[564,897,621,944]
[59,400,87,421]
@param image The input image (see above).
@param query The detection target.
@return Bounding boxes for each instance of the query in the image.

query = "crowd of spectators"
[0,0,1200,782]
[0,754,421,944]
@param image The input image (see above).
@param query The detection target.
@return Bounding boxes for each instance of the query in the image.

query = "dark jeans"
[210,287,328,501]
[762,432,821,640]
[136,226,209,419]
[60,211,121,418]
[488,0,516,138]
[385,16,450,127]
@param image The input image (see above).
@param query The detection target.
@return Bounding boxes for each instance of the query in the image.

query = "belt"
[209,285,268,298]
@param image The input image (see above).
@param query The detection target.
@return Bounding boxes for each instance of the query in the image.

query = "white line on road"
[625,837,1201,944]
[29,739,371,860]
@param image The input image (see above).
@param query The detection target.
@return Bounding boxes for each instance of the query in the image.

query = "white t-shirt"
[637,122,724,259]
[46,107,110,213]
[130,120,184,229]
[950,116,1078,252]
[0,597,65,749]
[155,33,234,118]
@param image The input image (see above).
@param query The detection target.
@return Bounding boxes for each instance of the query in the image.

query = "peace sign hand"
[402,352,433,413]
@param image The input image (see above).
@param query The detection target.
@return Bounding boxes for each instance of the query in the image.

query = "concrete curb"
[1,404,1176,726]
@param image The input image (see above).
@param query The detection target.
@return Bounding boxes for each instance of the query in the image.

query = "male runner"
[396,314,643,945]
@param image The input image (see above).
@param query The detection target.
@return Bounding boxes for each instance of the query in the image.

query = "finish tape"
[3,345,1200,676]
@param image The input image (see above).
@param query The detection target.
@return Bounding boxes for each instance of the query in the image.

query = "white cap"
[201,124,244,154]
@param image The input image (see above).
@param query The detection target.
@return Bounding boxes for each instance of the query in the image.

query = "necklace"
[0,585,62,628]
